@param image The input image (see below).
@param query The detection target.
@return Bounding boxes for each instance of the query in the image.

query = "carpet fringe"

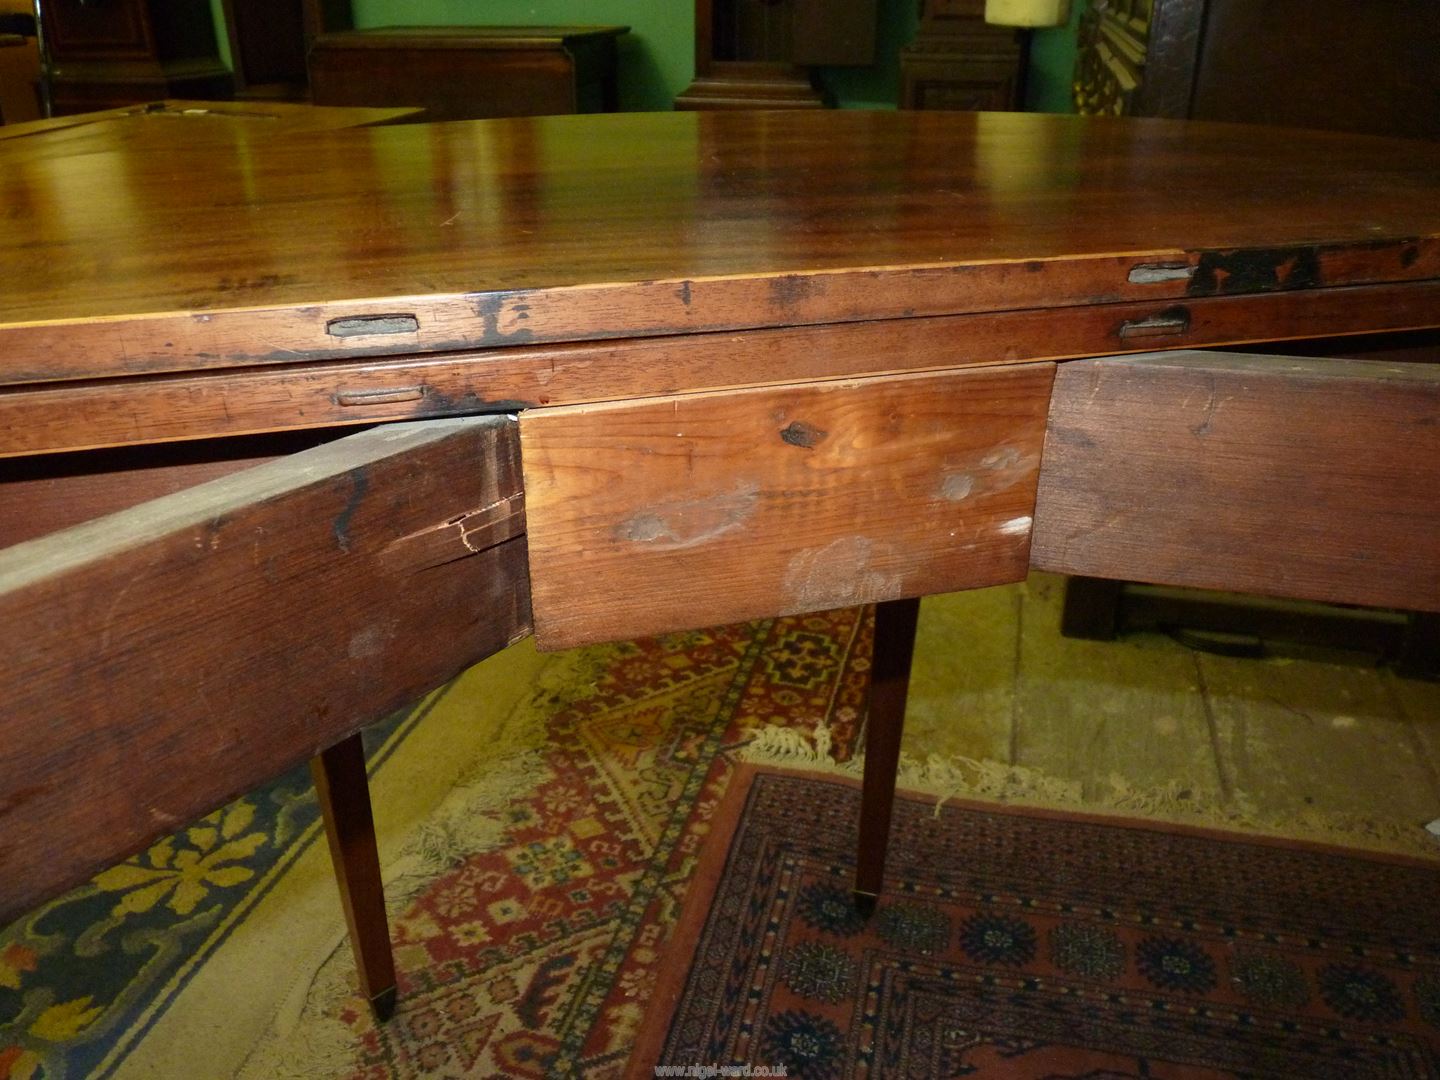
[740,722,1440,859]
[236,656,590,1080]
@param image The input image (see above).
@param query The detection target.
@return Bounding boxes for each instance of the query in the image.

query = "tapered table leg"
[853,596,921,916]
[311,732,398,1021]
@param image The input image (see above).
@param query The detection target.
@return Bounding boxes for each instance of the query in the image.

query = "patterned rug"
[0,694,425,1080]
[1,607,872,1079]
[636,767,1440,1078]
[5,588,1437,1079]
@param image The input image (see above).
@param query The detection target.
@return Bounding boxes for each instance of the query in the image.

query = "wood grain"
[0,99,419,154]
[1031,351,1440,612]
[0,417,531,924]
[521,364,1054,650]
[0,430,347,548]
[6,279,1439,458]
[3,110,1440,386]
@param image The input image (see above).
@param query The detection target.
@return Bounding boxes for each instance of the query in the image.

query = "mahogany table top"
[0,99,420,149]
[3,109,1439,392]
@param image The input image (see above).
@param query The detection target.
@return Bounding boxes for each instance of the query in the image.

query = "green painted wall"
[347,0,1081,113]
[208,0,234,69]
[1025,0,1083,113]
[350,0,693,112]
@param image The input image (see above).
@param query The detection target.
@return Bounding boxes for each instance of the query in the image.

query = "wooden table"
[0,97,421,153]
[2,109,1438,1020]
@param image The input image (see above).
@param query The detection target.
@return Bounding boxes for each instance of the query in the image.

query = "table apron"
[5,279,1439,458]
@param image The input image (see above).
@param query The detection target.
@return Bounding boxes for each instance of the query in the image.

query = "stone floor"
[906,572,1440,834]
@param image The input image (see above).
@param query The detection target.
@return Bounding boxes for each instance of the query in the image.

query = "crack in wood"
[382,492,526,571]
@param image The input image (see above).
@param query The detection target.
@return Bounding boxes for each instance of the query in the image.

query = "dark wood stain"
[1189,247,1323,296]
[332,468,368,553]
[471,292,539,347]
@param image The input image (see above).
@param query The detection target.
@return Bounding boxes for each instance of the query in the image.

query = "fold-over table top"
[3,109,1439,388]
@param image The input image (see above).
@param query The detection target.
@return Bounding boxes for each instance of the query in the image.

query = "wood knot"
[780,421,827,449]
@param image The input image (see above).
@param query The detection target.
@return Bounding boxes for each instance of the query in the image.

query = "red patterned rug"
[634,766,1440,1079]
[233,608,874,1078]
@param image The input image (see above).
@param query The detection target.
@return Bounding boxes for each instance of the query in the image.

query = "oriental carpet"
[1,608,873,1079]
[2,581,1438,1079]
[637,767,1440,1079]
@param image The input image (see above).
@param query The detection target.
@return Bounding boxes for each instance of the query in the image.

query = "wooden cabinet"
[218,0,310,99]
[676,0,876,109]
[900,0,1023,111]
[40,0,231,114]
[309,26,627,120]
[0,30,40,122]
[1076,0,1440,140]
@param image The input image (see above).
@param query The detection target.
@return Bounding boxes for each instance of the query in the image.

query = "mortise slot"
[326,314,420,338]
[336,386,426,407]
[1128,263,1196,285]
[1119,308,1191,340]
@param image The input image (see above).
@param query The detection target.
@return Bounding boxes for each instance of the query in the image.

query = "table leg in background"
[853,596,922,916]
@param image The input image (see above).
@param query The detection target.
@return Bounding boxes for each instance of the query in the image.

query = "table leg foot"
[369,985,399,1023]
[1060,576,1124,641]
[851,890,878,919]
[311,732,399,1023]
[853,596,921,904]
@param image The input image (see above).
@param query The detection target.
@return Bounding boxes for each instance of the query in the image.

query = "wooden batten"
[0,417,532,924]
[520,364,1055,650]
[1031,351,1440,612]
[5,280,1440,459]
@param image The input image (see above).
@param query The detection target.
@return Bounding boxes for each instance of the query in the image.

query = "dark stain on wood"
[676,281,693,307]
[423,388,537,413]
[769,274,823,310]
[216,274,293,294]
[471,292,538,347]
[0,783,51,816]
[780,420,828,448]
[1189,246,1323,296]
[333,468,368,553]
[1190,372,1219,437]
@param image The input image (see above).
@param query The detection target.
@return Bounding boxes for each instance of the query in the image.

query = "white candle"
[984,0,1071,27]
